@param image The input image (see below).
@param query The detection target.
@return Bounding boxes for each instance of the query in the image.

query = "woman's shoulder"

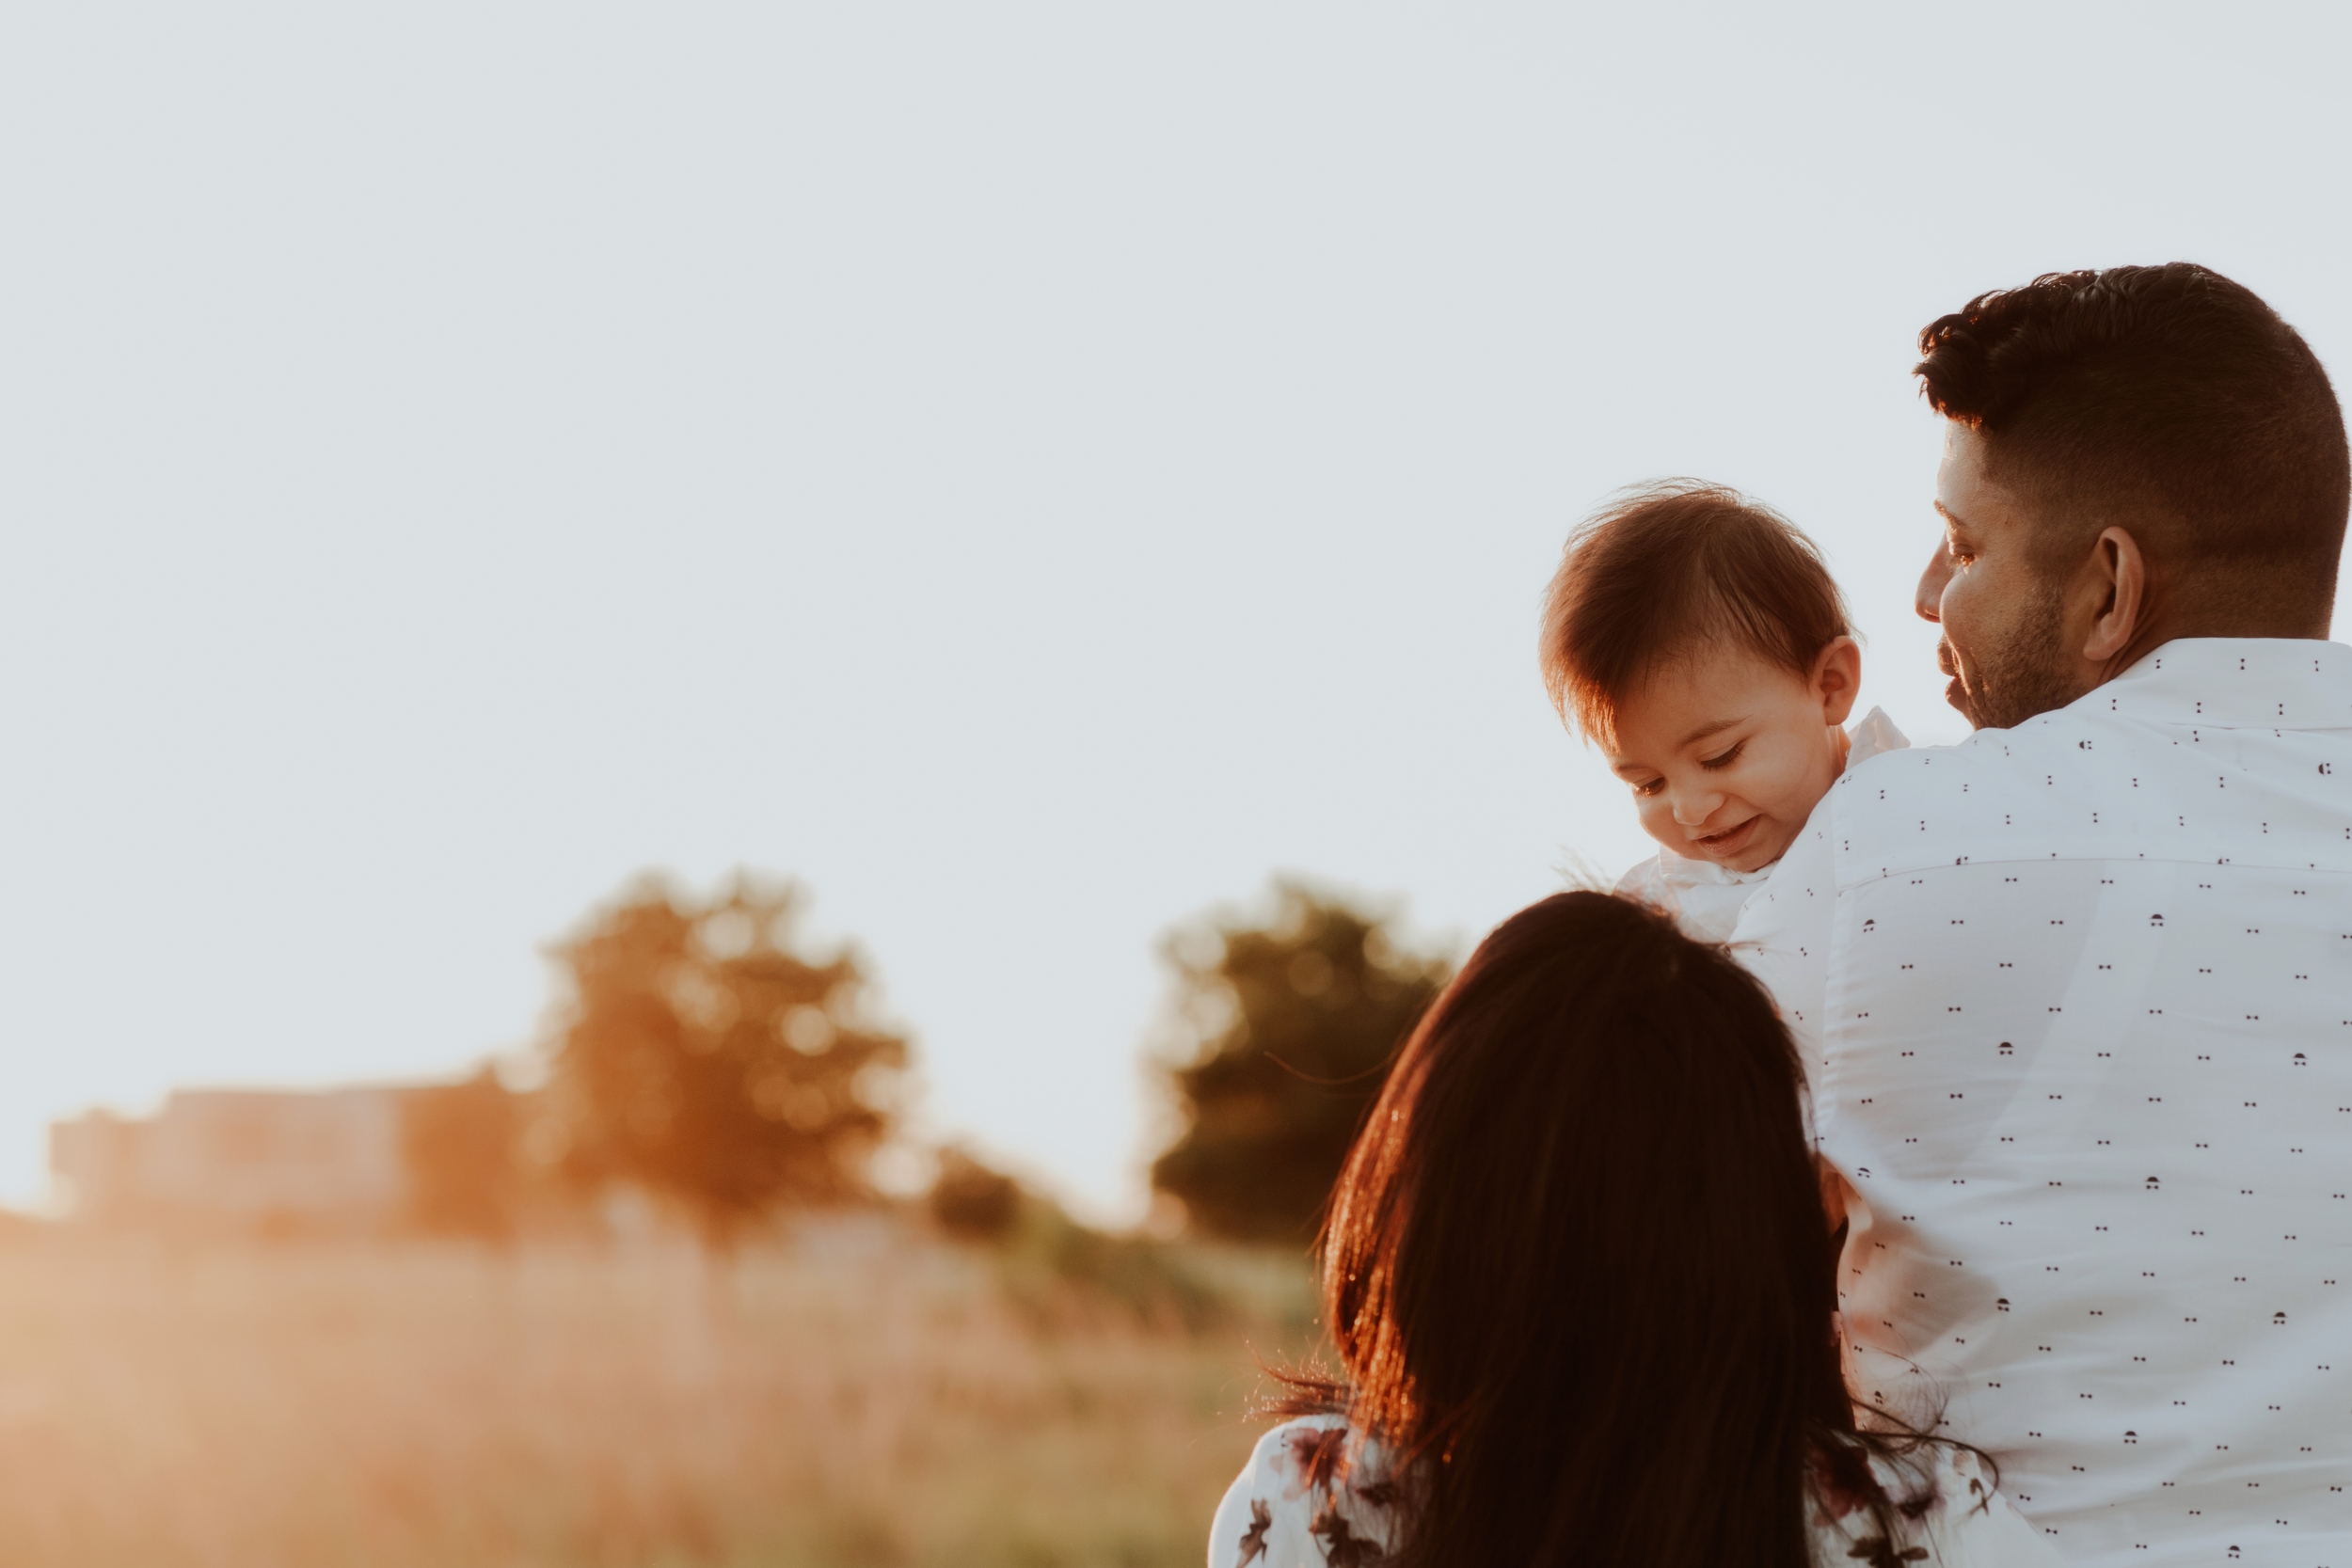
[1207,1416,1397,1568]
[1210,1423,2066,1568]
[1810,1442,2064,1568]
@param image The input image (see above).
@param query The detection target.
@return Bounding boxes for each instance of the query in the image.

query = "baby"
[1539,482,1905,942]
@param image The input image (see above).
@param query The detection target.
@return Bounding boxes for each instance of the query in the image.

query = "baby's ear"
[1811,637,1862,727]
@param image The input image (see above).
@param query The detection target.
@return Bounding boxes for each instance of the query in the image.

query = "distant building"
[52,1087,411,1234]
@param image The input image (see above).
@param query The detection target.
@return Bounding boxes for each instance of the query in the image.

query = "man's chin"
[1945,676,1979,726]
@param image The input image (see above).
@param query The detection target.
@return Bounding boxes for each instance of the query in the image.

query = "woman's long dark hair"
[1290,892,1934,1566]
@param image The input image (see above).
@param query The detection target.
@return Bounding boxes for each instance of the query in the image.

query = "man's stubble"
[1945,580,2084,732]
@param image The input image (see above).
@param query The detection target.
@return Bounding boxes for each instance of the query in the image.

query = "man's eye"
[1700,742,1746,771]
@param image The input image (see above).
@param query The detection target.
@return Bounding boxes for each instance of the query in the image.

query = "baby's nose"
[1671,791,1723,828]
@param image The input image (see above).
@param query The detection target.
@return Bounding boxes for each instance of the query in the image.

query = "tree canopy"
[540,872,910,1237]
[1150,879,1453,1243]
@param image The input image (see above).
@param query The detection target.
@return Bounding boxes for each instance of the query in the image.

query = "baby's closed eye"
[1700,741,1747,771]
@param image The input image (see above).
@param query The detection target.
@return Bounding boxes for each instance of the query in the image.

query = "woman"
[1208,892,2057,1567]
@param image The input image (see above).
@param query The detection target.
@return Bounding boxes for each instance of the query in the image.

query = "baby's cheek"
[1633,792,1683,847]
[1753,736,1836,823]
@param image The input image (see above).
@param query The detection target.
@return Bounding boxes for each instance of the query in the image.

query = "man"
[1733,262,2352,1563]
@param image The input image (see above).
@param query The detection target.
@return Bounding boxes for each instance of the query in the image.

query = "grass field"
[0,1224,1320,1568]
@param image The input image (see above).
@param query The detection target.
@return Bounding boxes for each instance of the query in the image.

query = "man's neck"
[2092,574,2333,689]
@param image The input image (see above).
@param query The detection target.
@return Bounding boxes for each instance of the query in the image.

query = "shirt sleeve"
[1915,1447,2065,1567]
[1727,789,1836,1069]
[1810,1445,2063,1568]
[1613,853,1668,910]
[1206,1456,1267,1568]
[1205,1418,1348,1568]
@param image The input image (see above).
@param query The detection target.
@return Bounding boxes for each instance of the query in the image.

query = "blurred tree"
[400,1068,523,1242]
[924,1148,1229,1329]
[928,1147,1023,1243]
[542,873,911,1239]
[1151,879,1453,1243]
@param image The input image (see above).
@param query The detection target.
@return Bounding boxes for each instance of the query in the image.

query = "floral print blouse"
[1208,1417,2065,1567]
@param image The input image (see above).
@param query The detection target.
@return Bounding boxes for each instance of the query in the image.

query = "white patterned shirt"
[1730,638,2352,1566]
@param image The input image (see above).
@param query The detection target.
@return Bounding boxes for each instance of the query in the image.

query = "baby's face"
[1605,641,1858,874]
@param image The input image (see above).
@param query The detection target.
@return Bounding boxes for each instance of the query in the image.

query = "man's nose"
[1915,545,1948,623]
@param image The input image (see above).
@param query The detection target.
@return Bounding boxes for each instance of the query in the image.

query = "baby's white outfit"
[1613,706,1908,942]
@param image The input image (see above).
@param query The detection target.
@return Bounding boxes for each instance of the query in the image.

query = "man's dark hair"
[1915,263,2349,611]
[1539,482,1850,748]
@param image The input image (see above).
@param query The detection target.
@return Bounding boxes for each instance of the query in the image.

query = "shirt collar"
[1653,842,1772,887]
[2087,638,2352,730]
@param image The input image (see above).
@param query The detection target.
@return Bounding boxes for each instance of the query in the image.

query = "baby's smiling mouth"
[1692,816,1760,857]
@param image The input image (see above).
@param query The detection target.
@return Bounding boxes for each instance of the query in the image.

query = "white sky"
[2,5,2346,1222]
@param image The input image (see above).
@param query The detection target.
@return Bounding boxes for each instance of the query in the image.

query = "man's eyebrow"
[1933,499,1971,531]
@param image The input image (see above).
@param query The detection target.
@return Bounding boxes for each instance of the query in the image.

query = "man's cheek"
[1939,578,1970,637]
[1942,587,1982,668]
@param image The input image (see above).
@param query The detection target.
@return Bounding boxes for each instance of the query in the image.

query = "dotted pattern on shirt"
[1812,642,2352,1568]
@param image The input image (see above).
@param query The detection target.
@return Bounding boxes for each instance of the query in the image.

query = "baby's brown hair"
[1540,482,1851,747]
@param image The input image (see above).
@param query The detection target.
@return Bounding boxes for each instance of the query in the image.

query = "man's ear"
[2080,527,2148,664]
[1810,636,1862,727]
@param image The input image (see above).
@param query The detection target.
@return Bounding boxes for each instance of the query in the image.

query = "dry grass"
[0,1225,1319,1568]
